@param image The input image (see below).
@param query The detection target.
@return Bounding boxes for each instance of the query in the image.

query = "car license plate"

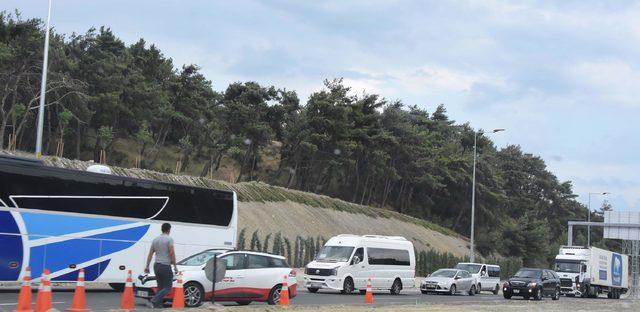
[136,290,149,297]
[311,282,323,288]
[513,289,520,294]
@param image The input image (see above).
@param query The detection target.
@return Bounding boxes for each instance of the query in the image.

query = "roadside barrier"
[119,270,135,311]
[34,269,52,312]
[279,275,290,307]
[14,267,32,312]
[171,272,184,309]
[364,278,373,304]
[66,269,90,312]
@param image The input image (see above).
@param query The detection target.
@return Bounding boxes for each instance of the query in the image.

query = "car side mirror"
[542,276,548,281]
[352,256,360,265]
[581,265,587,273]
[427,273,431,277]
[455,276,460,280]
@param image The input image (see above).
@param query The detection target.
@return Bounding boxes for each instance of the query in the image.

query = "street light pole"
[470,128,504,262]
[35,0,53,158]
[587,192,610,246]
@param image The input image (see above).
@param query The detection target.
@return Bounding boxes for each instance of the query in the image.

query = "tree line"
[1,12,605,266]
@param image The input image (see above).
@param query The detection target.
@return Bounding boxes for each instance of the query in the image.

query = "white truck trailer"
[554,246,628,299]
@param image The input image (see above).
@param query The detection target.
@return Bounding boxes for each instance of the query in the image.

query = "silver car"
[420,269,476,295]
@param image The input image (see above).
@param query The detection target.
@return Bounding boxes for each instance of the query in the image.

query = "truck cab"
[554,246,589,297]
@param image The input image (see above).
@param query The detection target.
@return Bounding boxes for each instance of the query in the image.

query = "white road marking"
[0,301,65,306]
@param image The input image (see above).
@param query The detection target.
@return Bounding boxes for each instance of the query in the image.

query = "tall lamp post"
[587,192,610,246]
[35,0,53,158]
[470,128,505,262]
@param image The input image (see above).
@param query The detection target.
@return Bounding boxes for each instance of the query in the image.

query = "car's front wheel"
[449,284,456,295]
[493,284,500,295]
[503,292,512,299]
[552,287,560,300]
[476,283,481,294]
[267,285,282,305]
[534,287,543,301]
[341,277,354,294]
[183,282,204,307]
[307,287,319,293]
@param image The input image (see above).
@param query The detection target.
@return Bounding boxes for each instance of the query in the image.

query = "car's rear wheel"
[307,287,319,293]
[493,284,500,295]
[341,277,354,294]
[449,284,456,296]
[390,278,402,295]
[183,282,204,307]
[552,287,560,300]
[236,301,251,305]
[267,285,282,305]
[469,285,476,296]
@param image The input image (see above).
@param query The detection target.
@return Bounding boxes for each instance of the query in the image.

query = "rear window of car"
[268,257,289,268]
[247,254,270,269]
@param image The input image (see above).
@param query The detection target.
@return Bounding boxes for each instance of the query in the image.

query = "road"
[0,286,629,311]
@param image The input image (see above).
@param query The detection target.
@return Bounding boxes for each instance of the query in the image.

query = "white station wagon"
[134,250,297,307]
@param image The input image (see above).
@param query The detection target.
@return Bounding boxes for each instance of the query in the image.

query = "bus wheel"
[109,283,124,292]
[390,278,402,295]
[341,277,354,294]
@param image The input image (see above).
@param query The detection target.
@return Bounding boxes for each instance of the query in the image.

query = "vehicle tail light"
[289,270,297,277]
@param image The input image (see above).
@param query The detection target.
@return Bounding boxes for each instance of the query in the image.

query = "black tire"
[421,290,429,294]
[236,301,251,305]
[267,284,282,305]
[476,283,481,294]
[449,284,456,296]
[534,287,543,301]
[341,277,354,294]
[390,278,402,295]
[524,295,530,300]
[183,282,204,307]
[469,285,476,296]
[607,292,612,299]
[359,290,367,294]
[109,283,125,292]
[552,287,560,300]
[503,293,512,299]
[307,287,319,293]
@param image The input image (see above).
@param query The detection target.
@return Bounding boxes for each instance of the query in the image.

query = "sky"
[4,0,639,212]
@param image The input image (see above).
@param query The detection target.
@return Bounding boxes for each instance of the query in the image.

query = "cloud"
[570,59,640,108]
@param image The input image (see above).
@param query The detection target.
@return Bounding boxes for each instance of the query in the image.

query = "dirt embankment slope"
[3,151,470,258]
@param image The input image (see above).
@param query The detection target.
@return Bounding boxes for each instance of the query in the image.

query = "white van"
[303,234,415,295]
[454,262,501,294]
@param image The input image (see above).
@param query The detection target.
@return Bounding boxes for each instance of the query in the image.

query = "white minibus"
[304,234,415,295]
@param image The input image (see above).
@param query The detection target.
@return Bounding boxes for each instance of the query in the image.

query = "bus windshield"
[178,250,221,266]
[554,261,581,273]
[316,246,354,262]
[455,263,482,274]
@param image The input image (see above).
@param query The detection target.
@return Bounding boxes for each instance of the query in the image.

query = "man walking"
[144,223,178,308]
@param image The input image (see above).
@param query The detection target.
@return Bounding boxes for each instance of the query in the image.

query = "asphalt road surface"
[0,286,627,311]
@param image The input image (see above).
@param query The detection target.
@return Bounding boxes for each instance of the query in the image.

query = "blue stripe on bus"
[21,212,133,239]
[52,259,111,281]
[29,225,149,279]
[0,211,23,280]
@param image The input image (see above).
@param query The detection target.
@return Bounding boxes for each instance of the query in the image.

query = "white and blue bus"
[0,154,237,289]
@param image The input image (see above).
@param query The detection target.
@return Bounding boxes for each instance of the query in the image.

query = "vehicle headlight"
[330,268,338,276]
[528,282,537,288]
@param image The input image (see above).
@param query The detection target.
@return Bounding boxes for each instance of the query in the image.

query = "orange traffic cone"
[364,278,373,304]
[34,269,52,312]
[14,267,32,312]
[279,275,290,307]
[66,269,89,312]
[171,272,185,309]
[119,270,135,311]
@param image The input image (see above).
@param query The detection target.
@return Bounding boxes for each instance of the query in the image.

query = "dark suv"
[503,268,560,300]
